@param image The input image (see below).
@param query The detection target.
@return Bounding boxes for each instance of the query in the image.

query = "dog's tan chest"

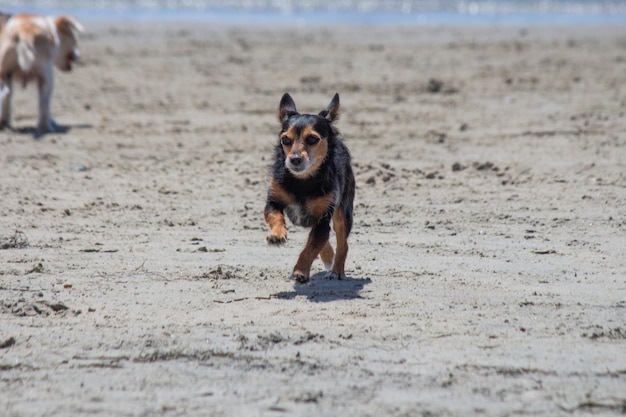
[285,193,336,228]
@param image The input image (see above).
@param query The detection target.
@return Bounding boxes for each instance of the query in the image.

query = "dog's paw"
[291,272,310,284]
[266,234,287,246]
[36,123,55,135]
[326,271,345,280]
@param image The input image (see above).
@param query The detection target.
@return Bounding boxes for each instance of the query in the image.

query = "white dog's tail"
[16,37,36,73]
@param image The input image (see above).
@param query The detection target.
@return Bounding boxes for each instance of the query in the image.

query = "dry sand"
[1,21,625,416]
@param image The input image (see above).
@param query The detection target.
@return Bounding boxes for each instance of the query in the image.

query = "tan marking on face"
[304,137,327,177]
[281,125,328,179]
[300,126,315,139]
[280,125,298,147]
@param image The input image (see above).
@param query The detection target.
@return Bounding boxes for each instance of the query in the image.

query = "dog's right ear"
[278,93,298,123]
[319,93,340,123]
[56,15,85,37]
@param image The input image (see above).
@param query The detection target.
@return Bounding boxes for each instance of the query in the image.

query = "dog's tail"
[16,37,36,73]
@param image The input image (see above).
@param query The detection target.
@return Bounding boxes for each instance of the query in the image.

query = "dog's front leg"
[292,219,331,283]
[36,66,56,133]
[265,202,288,245]
[0,76,12,128]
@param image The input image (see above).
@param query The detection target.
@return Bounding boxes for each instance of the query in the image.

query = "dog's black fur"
[264,93,355,283]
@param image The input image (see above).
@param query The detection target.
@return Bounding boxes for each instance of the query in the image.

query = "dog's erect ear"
[278,93,298,123]
[319,93,340,123]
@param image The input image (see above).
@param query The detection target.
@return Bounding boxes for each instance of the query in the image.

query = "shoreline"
[3,6,626,26]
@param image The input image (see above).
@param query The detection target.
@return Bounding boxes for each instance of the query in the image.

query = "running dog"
[264,93,355,283]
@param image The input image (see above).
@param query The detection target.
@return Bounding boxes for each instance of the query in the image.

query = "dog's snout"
[290,154,303,166]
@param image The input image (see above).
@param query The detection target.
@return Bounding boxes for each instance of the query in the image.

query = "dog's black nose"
[290,155,303,166]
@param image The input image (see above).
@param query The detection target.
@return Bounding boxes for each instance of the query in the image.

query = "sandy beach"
[1,20,625,416]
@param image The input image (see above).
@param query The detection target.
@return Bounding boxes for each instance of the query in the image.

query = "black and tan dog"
[264,93,355,283]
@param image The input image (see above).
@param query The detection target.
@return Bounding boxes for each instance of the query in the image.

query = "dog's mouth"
[285,157,315,178]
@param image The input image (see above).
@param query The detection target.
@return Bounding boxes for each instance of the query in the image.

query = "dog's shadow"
[274,273,372,302]
[9,123,92,139]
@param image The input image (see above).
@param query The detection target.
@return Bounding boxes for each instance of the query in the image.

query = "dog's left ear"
[319,93,340,123]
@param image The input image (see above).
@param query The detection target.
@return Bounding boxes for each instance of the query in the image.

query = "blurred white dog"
[0,13,83,134]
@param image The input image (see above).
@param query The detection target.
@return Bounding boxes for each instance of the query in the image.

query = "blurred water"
[2,0,626,24]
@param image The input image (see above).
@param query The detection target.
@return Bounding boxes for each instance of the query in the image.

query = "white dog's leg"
[37,65,56,133]
[0,77,12,128]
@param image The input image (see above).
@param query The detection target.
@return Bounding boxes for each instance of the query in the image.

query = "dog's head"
[53,15,84,72]
[277,93,340,179]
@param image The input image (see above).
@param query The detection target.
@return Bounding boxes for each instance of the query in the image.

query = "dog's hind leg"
[0,77,11,128]
[330,208,350,279]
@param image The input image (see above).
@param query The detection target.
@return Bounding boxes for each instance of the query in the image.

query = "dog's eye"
[305,135,320,146]
[280,136,293,146]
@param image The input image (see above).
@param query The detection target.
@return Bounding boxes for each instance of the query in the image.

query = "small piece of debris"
[69,163,89,172]
[0,230,29,250]
[26,263,44,274]
[474,161,496,171]
[43,302,69,312]
[532,249,556,255]
[452,162,466,172]
[0,337,16,349]
[427,78,444,93]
